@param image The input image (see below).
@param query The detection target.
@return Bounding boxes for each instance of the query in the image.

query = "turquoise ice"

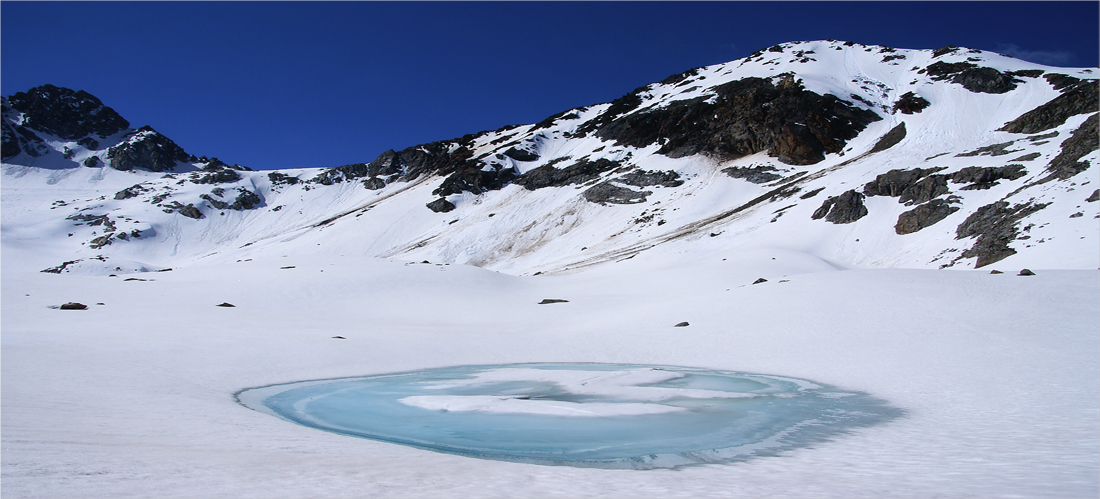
[237,363,901,469]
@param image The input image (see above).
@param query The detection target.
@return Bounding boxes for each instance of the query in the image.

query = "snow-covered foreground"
[2,249,1097,497]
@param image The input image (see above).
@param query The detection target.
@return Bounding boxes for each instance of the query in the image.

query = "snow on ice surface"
[238,364,898,468]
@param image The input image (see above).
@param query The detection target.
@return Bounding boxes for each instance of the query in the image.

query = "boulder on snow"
[752,278,768,284]
[674,322,690,327]
[1018,269,1036,276]
[538,299,569,304]
[59,302,88,310]
[216,302,236,307]
[811,190,868,224]
[426,198,456,213]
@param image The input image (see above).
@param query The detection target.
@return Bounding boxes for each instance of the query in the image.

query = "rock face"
[426,198,456,213]
[954,201,1049,267]
[922,61,1020,94]
[812,190,868,224]
[5,84,129,140]
[593,75,881,165]
[892,92,930,114]
[108,127,191,172]
[722,166,783,184]
[895,198,961,235]
[999,78,1098,134]
[582,183,651,205]
[514,158,623,190]
[1037,113,1098,183]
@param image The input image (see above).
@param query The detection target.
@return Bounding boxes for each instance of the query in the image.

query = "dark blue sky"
[3,2,1098,171]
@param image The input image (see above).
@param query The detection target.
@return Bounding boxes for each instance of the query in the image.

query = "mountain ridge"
[3,40,1097,276]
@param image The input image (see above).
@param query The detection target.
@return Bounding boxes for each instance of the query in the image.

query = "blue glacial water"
[236,363,901,469]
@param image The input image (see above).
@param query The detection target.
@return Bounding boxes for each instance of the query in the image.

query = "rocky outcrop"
[811,190,868,224]
[582,183,651,205]
[1036,113,1098,183]
[592,75,881,165]
[433,167,516,197]
[267,171,300,186]
[5,84,129,139]
[426,198,456,213]
[722,166,782,184]
[950,164,1027,190]
[863,167,945,199]
[895,198,961,234]
[954,201,1049,267]
[998,79,1098,134]
[192,167,241,184]
[615,169,683,188]
[514,158,623,190]
[868,123,907,153]
[108,127,190,172]
[893,92,930,114]
[114,184,150,200]
[922,61,1020,94]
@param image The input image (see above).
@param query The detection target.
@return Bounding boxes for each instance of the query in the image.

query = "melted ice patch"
[237,363,901,469]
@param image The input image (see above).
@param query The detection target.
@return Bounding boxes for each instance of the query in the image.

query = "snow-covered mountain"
[3,41,1098,275]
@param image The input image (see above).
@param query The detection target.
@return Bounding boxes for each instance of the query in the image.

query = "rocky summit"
[2,40,1097,275]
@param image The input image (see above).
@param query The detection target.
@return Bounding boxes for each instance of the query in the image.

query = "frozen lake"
[237,363,901,469]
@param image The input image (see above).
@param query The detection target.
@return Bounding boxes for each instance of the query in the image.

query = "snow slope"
[2,41,1098,497]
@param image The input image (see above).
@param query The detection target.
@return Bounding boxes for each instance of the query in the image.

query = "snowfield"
[3,40,1098,497]
[2,251,1097,497]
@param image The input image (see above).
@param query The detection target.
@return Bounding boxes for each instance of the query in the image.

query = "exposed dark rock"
[228,189,262,210]
[615,169,683,188]
[895,198,961,234]
[811,190,868,224]
[216,302,235,307]
[1010,152,1042,162]
[11,125,48,157]
[869,123,907,153]
[267,171,300,186]
[950,164,1027,190]
[1006,69,1044,78]
[108,127,190,172]
[433,167,516,196]
[954,200,1049,267]
[582,183,651,205]
[1,120,20,159]
[1018,269,1035,276]
[863,167,944,197]
[193,168,241,184]
[1086,189,1099,202]
[59,302,88,310]
[89,234,115,249]
[923,61,1019,93]
[503,146,539,162]
[6,84,129,139]
[799,187,825,199]
[1044,73,1081,91]
[1035,113,1098,183]
[538,299,569,304]
[175,203,203,219]
[722,166,783,184]
[114,184,149,200]
[515,158,623,190]
[426,198,456,213]
[674,321,690,327]
[893,92,930,114]
[363,177,386,190]
[592,76,881,165]
[82,156,102,168]
[998,79,1098,134]
[41,260,80,273]
[895,174,950,205]
[931,45,960,58]
[77,137,99,150]
[956,141,1022,157]
[989,269,1004,274]
[201,194,228,210]
[752,278,767,284]
[573,86,648,137]
[531,108,584,131]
